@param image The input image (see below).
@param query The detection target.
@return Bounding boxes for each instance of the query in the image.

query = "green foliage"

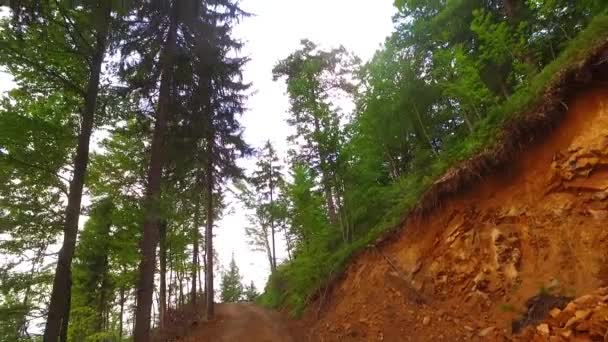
[220,255,244,303]
[243,281,259,302]
[261,6,608,317]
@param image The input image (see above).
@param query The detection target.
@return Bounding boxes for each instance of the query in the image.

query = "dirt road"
[179,303,299,342]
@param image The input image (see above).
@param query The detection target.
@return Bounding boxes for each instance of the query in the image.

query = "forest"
[0,0,607,341]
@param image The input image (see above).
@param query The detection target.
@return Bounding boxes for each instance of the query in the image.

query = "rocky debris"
[493,225,522,284]
[514,287,608,341]
[536,323,550,335]
[512,293,573,333]
[550,137,608,192]
[592,190,608,201]
[422,316,431,326]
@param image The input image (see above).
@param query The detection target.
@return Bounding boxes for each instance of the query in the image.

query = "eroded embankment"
[301,88,608,341]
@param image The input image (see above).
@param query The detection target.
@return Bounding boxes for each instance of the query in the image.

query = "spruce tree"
[219,255,243,303]
[243,281,259,302]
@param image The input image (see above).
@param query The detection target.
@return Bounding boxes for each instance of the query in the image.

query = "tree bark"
[269,166,277,272]
[43,3,110,341]
[191,202,201,305]
[168,243,174,309]
[118,286,125,341]
[133,3,178,340]
[158,221,167,328]
[204,85,215,320]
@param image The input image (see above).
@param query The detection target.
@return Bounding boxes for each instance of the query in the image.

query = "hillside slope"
[297,86,608,341]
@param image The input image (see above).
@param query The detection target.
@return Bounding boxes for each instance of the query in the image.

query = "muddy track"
[179,303,298,342]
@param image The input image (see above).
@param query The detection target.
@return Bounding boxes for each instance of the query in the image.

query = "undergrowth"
[259,15,608,317]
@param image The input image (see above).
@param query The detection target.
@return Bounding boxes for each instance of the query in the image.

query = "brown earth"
[297,88,608,342]
[177,303,300,341]
[515,287,608,341]
[172,87,608,341]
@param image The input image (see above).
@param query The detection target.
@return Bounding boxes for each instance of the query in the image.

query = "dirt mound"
[514,287,608,341]
[298,87,608,341]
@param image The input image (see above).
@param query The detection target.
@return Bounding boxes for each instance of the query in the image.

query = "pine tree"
[243,281,259,302]
[185,1,251,320]
[219,255,243,303]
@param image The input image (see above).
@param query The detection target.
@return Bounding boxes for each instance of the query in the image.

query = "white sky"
[0,1,396,294]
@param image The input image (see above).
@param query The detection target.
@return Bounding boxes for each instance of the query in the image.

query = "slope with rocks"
[298,77,608,340]
[515,287,608,341]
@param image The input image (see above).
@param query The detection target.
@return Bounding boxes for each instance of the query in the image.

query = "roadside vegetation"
[259,2,608,316]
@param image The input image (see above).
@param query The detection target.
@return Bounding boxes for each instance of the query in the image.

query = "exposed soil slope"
[178,303,299,341]
[300,88,608,341]
[515,287,608,341]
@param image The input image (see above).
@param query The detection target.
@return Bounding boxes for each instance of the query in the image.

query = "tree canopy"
[0,0,607,340]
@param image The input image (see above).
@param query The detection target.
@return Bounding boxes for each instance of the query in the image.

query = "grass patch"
[260,14,608,317]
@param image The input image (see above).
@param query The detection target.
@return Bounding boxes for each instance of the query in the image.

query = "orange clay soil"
[295,88,608,342]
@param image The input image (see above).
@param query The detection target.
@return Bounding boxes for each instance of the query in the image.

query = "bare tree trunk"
[178,269,184,308]
[133,3,178,341]
[59,283,70,342]
[118,286,125,341]
[263,226,273,271]
[198,237,203,301]
[269,166,277,272]
[204,96,215,320]
[168,244,174,310]
[191,196,201,305]
[44,4,111,341]
[158,221,167,328]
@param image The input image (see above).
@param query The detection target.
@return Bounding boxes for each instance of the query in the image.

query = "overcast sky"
[0,1,396,293]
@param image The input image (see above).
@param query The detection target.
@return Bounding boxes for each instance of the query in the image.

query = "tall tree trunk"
[43,3,110,341]
[178,269,184,307]
[158,221,167,328]
[118,286,125,341]
[204,95,215,320]
[269,168,277,272]
[59,283,70,342]
[263,226,273,271]
[97,254,109,334]
[133,3,178,341]
[312,116,338,225]
[168,243,174,309]
[198,238,203,301]
[191,194,201,305]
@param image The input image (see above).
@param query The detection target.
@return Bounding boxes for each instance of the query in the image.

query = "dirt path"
[179,303,299,342]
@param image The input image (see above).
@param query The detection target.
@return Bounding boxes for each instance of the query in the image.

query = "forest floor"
[177,303,300,342]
